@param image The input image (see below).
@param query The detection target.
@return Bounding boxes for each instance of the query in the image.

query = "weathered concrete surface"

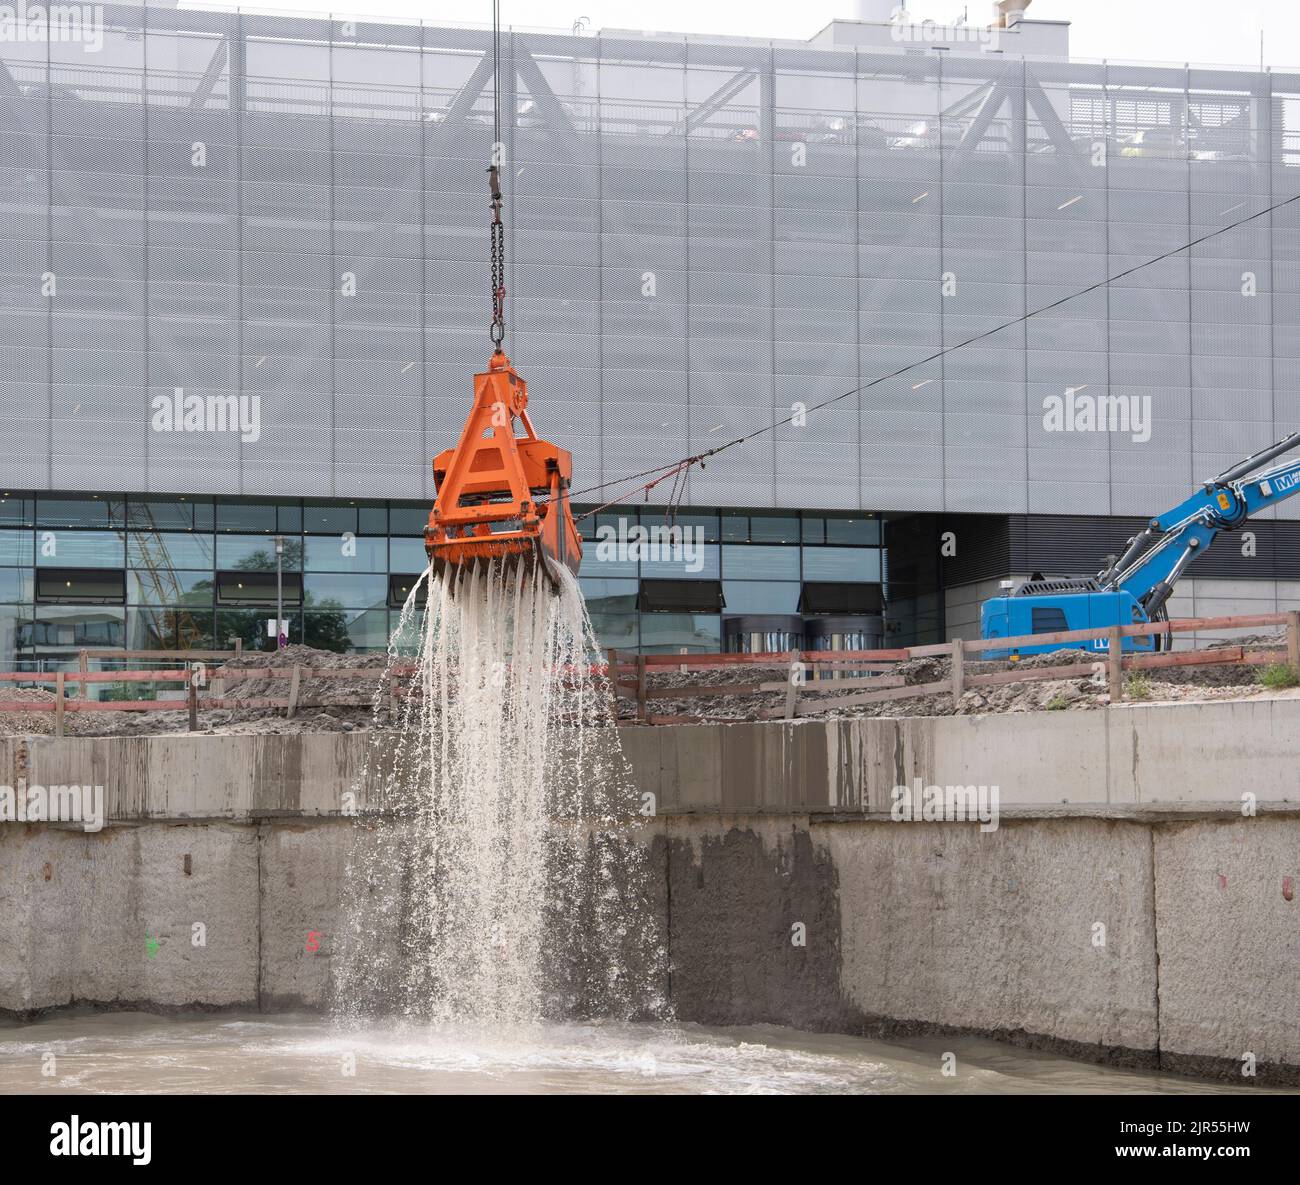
[1,711,1297,1083]
[655,814,1297,1082]
[822,818,1158,1057]
[1152,818,1300,1078]
[5,698,1298,821]
[258,821,353,1011]
[0,824,258,1011]
[659,818,853,1032]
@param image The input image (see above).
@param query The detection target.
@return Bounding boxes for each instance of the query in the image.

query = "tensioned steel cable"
[492,0,501,149]
[570,188,1300,518]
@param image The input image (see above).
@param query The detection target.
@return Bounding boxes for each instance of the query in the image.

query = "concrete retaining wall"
[0,699,1296,1083]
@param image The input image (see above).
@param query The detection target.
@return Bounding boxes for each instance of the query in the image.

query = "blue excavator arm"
[980,429,1300,657]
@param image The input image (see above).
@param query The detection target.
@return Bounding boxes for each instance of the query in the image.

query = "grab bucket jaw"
[425,353,582,590]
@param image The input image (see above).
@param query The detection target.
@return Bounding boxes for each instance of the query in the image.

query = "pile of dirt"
[0,686,63,736]
[626,641,1292,722]
[197,645,390,734]
[0,645,395,738]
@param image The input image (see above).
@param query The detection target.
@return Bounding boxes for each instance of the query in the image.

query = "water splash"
[333,560,666,1028]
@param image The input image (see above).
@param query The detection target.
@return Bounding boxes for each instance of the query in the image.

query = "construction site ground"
[1,636,1297,737]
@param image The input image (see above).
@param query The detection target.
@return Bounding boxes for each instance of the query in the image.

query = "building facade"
[1,3,1299,664]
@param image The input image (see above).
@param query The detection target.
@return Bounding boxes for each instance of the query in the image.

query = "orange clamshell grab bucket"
[425,352,582,589]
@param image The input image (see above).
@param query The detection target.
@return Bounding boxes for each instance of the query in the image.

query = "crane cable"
[488,0,506,351]
[570,188,1300,520]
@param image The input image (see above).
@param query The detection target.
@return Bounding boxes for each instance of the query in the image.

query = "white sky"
[205,1,1300,71]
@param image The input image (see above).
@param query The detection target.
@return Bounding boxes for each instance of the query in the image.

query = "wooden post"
[950,638,965,701]
[1108,626,1123,702]
[784,659,801,720]
[187,672,198,732]
[77,649,87,699]
[287,664,302,718]
[1288,610,1300,672]
[635,654,647,723]
[606,648,621,718]
[54,671,65,738]
[234,637,243,659]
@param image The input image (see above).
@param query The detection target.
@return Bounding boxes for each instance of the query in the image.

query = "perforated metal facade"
[2,4,1298,522]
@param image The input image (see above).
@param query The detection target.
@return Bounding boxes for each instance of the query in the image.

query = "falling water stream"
[332,559,665,1028]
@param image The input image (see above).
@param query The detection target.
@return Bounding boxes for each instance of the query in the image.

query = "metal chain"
[489,164,505,348]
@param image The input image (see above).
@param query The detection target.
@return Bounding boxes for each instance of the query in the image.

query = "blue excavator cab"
[980,578,1156,659]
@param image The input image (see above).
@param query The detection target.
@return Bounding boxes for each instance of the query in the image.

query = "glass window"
[129,608,216,651]
[129,570,214,606]
[640,543,719,580]
[217,610,298,654]
[721,580,800,614]
[389,505,428,535]
[128,532,215,568]
[801,547,882,582]
[216,499,278,533]
[0,496,34,527]
[358,503,387,534]
[390,537,428,573]
[192,500,216,531]
[305,606,388,653]
[216,534,303,571]
[801,517,825,544]
[0,605,20,668]
[0,568,32,603]
[580,577,638,613]
[35,569,125,605]
[303,502,357,535]
[34,531,125,568]
[639,509,720,542]
[825,516,881,546]
[36,497,124,529]
[749,513,799,544]
[588,612,638,652]
[128,498,193,531]
[26,607,126,651]
[1031,606,1069,633]
[0,530,34,566]
[277,504,303,532]
[721,544,799,581]
[640,613,721,654]
[304,572,387,608]
[305,535,387,573]
[721,512,749,542]
[579,547,637,579]
[594,512,636,540]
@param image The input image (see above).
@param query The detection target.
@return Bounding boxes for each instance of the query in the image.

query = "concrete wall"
[0,703,1296,1083]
